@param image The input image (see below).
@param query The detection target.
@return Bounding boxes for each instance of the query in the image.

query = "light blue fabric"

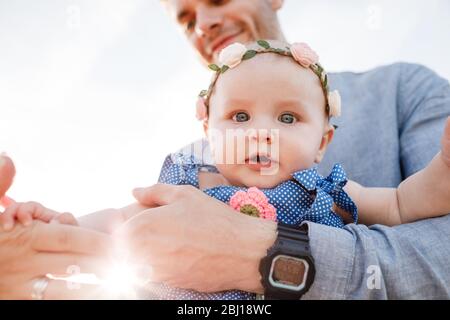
[158,63,450,299]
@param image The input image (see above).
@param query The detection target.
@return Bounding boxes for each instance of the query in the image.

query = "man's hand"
[0,154,15,208]
[0,221,113,299]
[117,183,277,293]
[441,116,450,168]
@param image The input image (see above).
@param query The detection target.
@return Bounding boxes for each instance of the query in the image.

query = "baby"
[1,40,450,300]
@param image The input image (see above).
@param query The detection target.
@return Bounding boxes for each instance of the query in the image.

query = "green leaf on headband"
[316,64,324,75]
[242,50,257,60]
[257,40,270,49]
[323,74,328,88]
[208,64,220,72]
[221,65,230,73]
[199,90,208,97]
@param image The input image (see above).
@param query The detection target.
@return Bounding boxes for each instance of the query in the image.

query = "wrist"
[231,216,277,293]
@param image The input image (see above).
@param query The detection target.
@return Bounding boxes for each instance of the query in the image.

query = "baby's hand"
[441,116,450,168]
[0,201,78,231]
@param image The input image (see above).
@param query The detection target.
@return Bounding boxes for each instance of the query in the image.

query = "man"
[0,154,113,299]
[119,0,450,299]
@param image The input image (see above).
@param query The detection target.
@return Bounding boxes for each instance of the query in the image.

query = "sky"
[1,0,450,215]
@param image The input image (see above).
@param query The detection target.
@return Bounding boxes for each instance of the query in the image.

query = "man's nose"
[195,6,222,38]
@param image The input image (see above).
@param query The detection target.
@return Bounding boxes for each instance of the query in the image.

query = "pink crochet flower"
[196,96,208,121]
[229,187,277,221]
[290,42,319,68]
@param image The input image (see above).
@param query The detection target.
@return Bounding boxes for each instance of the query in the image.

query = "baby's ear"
[314,124,335,163]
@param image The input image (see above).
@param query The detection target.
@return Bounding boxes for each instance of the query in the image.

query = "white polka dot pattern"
[153,154,358,300]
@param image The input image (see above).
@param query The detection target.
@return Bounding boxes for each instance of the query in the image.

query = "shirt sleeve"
[302,214,450,299]
[398,63,450,176]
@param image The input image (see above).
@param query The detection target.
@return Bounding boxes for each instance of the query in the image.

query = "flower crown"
[196,40,341,122]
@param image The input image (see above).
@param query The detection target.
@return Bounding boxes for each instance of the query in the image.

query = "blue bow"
[292,164,358,224]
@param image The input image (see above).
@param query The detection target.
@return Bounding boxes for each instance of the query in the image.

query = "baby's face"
[206,54,333,188]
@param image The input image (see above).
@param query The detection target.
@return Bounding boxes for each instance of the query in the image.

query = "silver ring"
[31,277,49,300]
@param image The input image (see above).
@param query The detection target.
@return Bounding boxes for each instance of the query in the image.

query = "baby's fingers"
[52,212,79,226]
[16,201,59,226]
[0,202,20,231]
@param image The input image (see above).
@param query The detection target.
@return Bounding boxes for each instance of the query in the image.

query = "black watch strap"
[259,223,315,300]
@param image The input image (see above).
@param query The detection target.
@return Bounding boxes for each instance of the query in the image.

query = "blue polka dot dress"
[147,154,358,300]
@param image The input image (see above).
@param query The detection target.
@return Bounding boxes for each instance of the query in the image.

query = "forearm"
[344,181,401,226]
[346,152,450,226]
[302,214,450,299]
[78,203,150,234]
[397,152,450,223]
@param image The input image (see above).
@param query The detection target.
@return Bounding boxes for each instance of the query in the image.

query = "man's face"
[165,0,284,64]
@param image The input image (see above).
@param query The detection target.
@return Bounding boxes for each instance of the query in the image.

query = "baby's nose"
[248,129,273,144]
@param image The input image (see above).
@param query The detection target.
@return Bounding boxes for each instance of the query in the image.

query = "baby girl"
[1,40,450,300]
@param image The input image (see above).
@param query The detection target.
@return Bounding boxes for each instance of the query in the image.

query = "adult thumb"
[0,153,16,203]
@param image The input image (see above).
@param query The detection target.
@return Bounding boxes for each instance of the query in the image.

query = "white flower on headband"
[328,90,342,117]
[218,42,247,68]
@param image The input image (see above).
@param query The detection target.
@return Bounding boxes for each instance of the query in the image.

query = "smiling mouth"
[211,31,243,56]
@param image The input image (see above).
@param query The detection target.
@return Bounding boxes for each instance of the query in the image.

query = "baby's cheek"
[209,127,249,165]
[280,137,317,170]
[207,128,226,165]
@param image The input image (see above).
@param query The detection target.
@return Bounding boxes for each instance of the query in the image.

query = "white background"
[1,0,449,215]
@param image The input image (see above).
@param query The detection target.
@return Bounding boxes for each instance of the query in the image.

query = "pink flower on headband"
[229,187,277,221]
[290,42,319,68]
[196,97,208,121]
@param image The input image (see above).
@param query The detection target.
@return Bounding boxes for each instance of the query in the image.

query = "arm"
[343,62,450,226]
[126,184,450,299]
[345,149,450,226]
[0,200,151,234]
[398,64,450,179]
[78,202,151,234]
[313,64,450,298]
[302,214,450,299]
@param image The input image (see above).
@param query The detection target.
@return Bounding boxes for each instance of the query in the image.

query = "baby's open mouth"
[245,154,274,169]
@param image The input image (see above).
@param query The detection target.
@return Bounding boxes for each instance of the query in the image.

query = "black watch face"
[269,255,309,291]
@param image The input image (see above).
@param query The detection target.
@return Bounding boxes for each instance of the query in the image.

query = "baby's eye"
[278,113,297,124]
[232,112,250,122]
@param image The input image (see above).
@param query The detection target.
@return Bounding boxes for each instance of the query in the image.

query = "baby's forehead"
[218,52,318,87]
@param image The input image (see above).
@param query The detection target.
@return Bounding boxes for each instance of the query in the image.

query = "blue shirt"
[158,63,450,299]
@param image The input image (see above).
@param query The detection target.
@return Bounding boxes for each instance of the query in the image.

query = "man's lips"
[210,31,243,56]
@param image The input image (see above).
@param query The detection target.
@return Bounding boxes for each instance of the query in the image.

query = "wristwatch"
[259,223,315,299]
